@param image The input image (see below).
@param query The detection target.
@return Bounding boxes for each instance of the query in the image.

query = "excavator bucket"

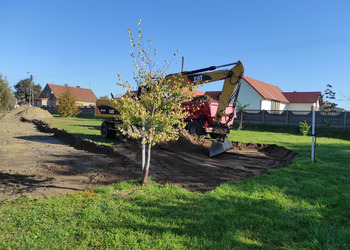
[209,136,233,157]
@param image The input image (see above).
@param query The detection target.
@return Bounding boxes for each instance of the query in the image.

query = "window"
[271,100,280,110]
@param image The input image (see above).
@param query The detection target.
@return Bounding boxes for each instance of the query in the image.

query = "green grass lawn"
[46,114,120,147]
[1,116,349,249]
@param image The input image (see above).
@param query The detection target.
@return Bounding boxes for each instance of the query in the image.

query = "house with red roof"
[283,91,322,111]
[35,84,97,107]
[121,90,138,98]
[238,76,290,111]
[205,76,322,111]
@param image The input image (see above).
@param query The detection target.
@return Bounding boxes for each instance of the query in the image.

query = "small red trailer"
[182,101,236,137]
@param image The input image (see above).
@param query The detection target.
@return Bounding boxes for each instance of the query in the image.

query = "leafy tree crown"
[56,89,81,117]
[0,74,15,109]
[115,20,198,146]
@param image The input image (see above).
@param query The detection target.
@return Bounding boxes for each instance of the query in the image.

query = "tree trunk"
[141,139,152,185]
[141,168,149,185]
[142,105,155,186]
[239,113,243,130]
[141,118,147,185]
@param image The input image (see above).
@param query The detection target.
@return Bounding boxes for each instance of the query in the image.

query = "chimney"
[65,84,68,87]
[76,86,80,88]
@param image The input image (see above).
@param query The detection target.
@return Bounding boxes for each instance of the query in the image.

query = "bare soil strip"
[0,107,298,200]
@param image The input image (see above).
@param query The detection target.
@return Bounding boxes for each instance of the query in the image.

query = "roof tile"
[283,91,321,103]
[243,76,289,103]
[47,84,97,102]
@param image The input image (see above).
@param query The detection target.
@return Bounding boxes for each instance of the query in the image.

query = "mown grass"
[46,114,120,147]
[0,116,349,249]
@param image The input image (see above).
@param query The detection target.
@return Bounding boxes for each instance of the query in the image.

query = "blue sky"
[1,0,350,110]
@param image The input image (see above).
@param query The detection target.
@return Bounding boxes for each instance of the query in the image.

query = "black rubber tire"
[101,121,116,139]
[187,120,204,136]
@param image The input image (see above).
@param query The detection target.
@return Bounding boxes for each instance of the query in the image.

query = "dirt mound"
[117,129,212,156]
[232,141,265,150]
[1,118,299,198]
[191,94,218,103]
[0,106,52,121]
[120,129,212,156]
[157,130,211,154]
[16,106,52,120]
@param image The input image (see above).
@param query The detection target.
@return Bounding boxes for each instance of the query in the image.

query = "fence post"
[286,111,289,126]
[311,110,316,162]
[344,112,347,129]
[262,110,265,125]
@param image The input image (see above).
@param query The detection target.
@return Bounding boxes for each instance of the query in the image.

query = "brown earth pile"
[157,129,211,154]
[191,94,218,103]
[0,106,52,121]
[121,129,212,157]
[1,108,298,200]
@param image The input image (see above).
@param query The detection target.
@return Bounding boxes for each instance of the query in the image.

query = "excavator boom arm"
[166,61,244,157]
[213,61,244,124]
[166,61,244,126]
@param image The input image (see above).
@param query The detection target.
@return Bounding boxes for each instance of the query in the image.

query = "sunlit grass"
[47,115,120,146]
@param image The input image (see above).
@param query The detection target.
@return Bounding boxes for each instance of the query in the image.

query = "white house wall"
[287,103,315,111]
[280,102,288,110]
[261,100,288,111]
[76,101,96,107]
[236,79,262,109]
[261,99,271,110]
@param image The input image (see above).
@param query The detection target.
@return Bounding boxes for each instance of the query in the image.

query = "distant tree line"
[0,74,15,110]
[0,73,43,110]
[14,78,42,104]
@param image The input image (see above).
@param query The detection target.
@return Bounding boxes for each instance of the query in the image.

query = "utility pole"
[181,56,184,72]
[30,74,34,107]
[27,73,34,107]
[311,110,316,162]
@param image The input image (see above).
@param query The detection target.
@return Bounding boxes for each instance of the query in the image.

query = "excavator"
[95,61,244,157]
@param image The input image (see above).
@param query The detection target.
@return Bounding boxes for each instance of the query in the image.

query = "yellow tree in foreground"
[115,21,198,185]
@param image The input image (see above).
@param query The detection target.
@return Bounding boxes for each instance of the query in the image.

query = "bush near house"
[56,89,81,117]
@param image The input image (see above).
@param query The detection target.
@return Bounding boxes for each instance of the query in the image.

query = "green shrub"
[56,89,81,117]
[299,120,310,136]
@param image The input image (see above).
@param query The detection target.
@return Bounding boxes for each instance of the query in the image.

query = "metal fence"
[235,110,350,129]
[9,105,349,129]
